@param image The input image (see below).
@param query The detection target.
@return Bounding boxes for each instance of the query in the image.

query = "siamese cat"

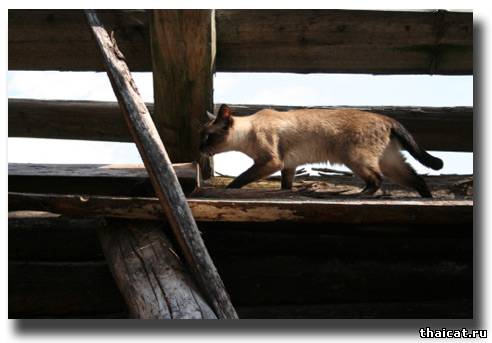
[200,104,443,198]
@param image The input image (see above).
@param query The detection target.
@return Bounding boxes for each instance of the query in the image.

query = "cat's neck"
[226,116,254,152]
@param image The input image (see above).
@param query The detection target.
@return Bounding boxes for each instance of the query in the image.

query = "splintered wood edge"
[8,192,473,225]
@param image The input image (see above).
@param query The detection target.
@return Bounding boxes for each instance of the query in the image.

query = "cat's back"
[250,108,390,133]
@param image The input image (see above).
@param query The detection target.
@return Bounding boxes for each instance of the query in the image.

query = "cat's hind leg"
[281,168,296,190]
[379,142,432,198]
[345,160,383,196]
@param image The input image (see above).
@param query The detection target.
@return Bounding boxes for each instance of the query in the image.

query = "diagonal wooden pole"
[85,9,237,319]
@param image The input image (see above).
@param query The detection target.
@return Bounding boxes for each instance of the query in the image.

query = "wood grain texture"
[8,213,471,318]
[9,213,472,262]
[9,10,472,74]
[8,163,200,196]
[85,10,237,319]
[8,259,472,317]
[8,190,473,225]
[150,10,214,176]
[216,9,472,74]
[8,99,474,152]
[8,10,151,71]
[98,219,216,319]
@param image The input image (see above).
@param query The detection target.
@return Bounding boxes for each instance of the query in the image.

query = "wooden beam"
[8,99,136,142]
[8,163,201,196]
[215,10,472,74]
[8,258,471,317]
[98,219,216,319]
[8,99,474,152]
[9,10,472,74]
[8,212,471,318]
[8,192,473,225]
[8,10,151,72]
[149,10,215,177]
[9,213,471,263]
[85,10,237,319]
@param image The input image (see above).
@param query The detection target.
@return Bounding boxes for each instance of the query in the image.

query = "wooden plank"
[8,261,126,318]
[9,10,472,74]
[8,213,472,262]
[8,99,474,152]
[8,10,151,72]
[8,214,471,318]
[8,214,106,261]
[8,256,472,319]
[98,219,216,319]
[8,258,472,316]
[8,192,473,225]
[216,10,472,74]
[85,10,237,319]
[8,162,200,196]
[150,10,215,177]
[8,99,141,143]
[236,301,473,319]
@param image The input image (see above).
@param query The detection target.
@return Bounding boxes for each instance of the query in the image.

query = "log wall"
[8,213,473,318]
[8,99,473,152]
[8,10,472,74]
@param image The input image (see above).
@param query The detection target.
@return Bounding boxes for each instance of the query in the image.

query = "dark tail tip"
[426,155,444,170]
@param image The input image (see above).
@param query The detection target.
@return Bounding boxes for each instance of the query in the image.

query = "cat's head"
[199,104,234,156]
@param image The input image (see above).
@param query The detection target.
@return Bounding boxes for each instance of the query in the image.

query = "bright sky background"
[8,71,473,176]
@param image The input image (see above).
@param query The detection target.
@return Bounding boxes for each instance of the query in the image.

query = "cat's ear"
[206,110,216,121]
[218,104,233,120]
[217,104,234,128]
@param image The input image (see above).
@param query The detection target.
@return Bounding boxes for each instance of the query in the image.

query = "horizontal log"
[6,99,174,147]
[8,99,473,151]
[8,261,126,318]
[7,162,474,200]
[8,213,472,318]
[9,214,472,262]
[11,301,473,319]
[236,301,472,319]
[8,257,472,316]
[8,162,200,196]
[8,192,473,225]
[8,10,472,74]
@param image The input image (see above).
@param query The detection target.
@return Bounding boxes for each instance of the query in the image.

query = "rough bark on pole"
[98,219,217,319]
[84,10,237,319]
[149,10,215,178]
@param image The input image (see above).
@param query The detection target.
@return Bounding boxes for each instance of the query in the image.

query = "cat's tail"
[390,121,443,170]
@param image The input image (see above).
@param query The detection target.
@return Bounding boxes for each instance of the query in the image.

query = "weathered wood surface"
[8,162,197,178]
[8,191,473,225]
[8,99,474,152]
[9,213,472,262]
[85,10,236,319]
[206,174,474,199]
[8,213,472,318]
[9,260,472,318]
[8,99,141,142]
[98,219,216,319]
[8,258,471,317]
[9,10,472,74]
[150,10,214,177]
[8,163,200,196]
